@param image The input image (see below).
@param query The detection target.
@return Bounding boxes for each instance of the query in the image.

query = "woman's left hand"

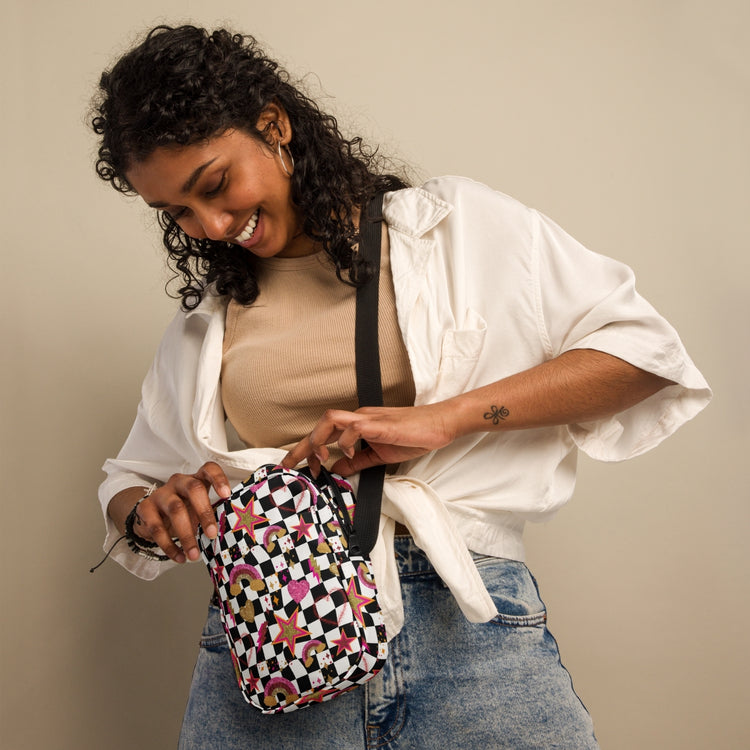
[281,404,457,476]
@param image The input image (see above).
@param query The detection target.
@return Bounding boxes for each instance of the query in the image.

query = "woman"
[92,25,710,749]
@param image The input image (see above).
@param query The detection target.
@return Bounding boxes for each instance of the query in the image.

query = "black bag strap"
[352,193,386,556]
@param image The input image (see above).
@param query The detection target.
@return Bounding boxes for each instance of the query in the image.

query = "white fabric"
[98,176,711,636]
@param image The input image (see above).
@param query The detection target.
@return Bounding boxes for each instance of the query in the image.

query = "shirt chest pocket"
[431,308,487,401]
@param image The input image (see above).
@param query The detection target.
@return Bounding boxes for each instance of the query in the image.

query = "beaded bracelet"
[124,484,174,561]
[89,483,170,572]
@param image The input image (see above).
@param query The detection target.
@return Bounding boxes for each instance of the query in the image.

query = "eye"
[204,173,226,198]
[164,206,190,222]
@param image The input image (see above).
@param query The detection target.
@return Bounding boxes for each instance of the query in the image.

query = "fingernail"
[187,548,200,562]
[176,552,187,564]
[206,524,218,539]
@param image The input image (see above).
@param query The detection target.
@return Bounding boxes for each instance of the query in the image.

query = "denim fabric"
[179,537,598,749]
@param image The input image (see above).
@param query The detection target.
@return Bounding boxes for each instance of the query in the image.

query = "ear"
[255,102,292,146]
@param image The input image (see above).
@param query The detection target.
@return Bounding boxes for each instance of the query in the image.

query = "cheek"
[239,154,290,202]
[176,216,206,240]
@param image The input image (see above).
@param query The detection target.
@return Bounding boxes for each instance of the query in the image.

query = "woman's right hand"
[108,461,232,563]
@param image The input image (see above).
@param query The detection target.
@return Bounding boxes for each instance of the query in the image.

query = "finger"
[336,424,366,459]
[307,452,322,478]
[137,495,187,564]
[198,461,233,500]
[193,462,229,539]
[282,410,364,470]
[281,437,311,469]
[282,436,329,470]
[330,446,383,476]
[169,474,220,560]
[305,409,356,454]
[161,483,206,561]
[333,410,397,458]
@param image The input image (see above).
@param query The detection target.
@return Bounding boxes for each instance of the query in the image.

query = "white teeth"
[235,210,259,242]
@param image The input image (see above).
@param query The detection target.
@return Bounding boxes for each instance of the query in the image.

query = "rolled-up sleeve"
[97,361,194,578]
[97,307,212,579]
[532,209,711,461]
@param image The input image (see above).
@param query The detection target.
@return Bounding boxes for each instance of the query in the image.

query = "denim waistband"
[394,535,501,577]
[394,535,445,577]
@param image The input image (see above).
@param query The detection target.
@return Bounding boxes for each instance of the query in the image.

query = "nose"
[195,206,234,242]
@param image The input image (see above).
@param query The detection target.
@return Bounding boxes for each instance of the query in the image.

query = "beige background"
[2,1,748,748]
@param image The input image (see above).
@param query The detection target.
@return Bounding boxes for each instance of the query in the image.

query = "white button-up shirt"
[98,177,711,637]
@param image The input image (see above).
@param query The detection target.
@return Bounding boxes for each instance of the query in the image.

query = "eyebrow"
[146,157,219,208]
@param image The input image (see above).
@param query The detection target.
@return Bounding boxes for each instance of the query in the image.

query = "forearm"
[284,348,675,475]
[446,348,673,438]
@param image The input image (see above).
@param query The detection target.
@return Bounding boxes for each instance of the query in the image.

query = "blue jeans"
[179,537,598,749]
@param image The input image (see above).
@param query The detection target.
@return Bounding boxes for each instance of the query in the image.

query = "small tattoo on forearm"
[484,405,510,424]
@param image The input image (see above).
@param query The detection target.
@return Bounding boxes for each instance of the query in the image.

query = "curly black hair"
[91,25,409,309]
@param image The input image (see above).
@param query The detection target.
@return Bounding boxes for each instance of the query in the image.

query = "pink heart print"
[288,580,310,602]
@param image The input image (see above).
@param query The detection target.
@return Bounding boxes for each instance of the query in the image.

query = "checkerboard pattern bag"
[198,464,388,713]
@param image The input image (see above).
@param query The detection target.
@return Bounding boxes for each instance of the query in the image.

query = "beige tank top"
[221,228,416,451]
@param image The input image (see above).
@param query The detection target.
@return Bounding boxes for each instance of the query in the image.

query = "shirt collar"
[383,185,452,238]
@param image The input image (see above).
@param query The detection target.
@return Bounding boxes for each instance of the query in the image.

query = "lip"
[232,209,263,248]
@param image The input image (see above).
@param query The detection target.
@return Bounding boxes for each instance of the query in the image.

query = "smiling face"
[125,106,317,259]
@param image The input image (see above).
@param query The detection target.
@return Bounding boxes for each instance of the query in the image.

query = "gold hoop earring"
[277,139,294,177]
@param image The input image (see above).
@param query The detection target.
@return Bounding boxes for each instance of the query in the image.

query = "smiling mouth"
[234,210,259,243]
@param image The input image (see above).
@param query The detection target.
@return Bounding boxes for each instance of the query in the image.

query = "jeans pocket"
[199,633,229,651]
[199,605,230,651]
[489,609,547,628]
[474,556,548,628]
